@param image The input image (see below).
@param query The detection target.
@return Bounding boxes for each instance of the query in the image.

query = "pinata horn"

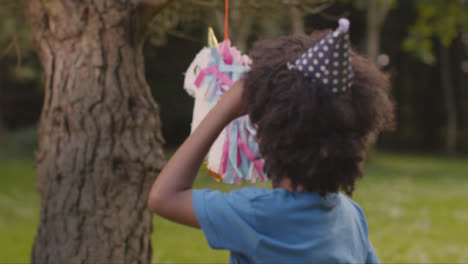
[207,27,219,48]
[288,18,353,93]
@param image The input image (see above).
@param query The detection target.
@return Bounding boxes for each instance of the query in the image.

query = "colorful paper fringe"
[184,40,267,184]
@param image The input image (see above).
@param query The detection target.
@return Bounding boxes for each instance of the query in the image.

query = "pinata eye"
[194,65,200,75]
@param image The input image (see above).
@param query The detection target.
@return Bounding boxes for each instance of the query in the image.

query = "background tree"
[403,0,468,153]
[0,1,40,141]
[363,0,396,64]
[143,0,468,152]
[25,0,174,262]
[342,0,397,64]
[187,0,333,51]
[322,0,397,151]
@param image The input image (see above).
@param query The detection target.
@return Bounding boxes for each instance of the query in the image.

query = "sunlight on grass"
[0,153,467,263]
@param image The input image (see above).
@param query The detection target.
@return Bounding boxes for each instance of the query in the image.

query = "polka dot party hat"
[287,18,353,93]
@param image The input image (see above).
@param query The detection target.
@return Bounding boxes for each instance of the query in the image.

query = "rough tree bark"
[26,0,167,263]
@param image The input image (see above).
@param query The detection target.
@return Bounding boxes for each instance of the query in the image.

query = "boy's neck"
[274,177,305,191]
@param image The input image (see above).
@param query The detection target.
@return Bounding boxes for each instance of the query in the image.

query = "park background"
[1,0,468,263]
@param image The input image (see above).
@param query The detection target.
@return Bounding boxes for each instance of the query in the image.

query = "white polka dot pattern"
[288,18,354,93]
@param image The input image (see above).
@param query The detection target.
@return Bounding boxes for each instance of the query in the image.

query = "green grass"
[0,160,39,263]
[1,153,467,263]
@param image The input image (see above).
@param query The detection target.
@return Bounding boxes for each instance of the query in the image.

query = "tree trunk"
[458,38,468,151]
[26,1,165,263]
[0,79,5,140]
[230,5,253,52]
[0,114,5,140]
[440,44,457,154]
[365,0,382,64]
[363,1,382,152]
[290,6,305,35]
[365,0,394,65]
[364,0,393,152]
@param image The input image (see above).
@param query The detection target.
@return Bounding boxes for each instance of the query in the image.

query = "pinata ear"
[288,18,353,94]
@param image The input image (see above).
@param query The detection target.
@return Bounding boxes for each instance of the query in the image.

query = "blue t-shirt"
[193,187,378,264]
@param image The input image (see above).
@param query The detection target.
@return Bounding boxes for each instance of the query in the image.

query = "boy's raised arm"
[147,80,245,228]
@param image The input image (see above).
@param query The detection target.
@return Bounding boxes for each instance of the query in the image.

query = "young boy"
[148,19,394,263]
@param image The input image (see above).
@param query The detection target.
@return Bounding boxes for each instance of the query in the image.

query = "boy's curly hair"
[243,31,395,196]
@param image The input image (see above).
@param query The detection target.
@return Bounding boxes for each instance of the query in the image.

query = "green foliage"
[0,1,30,51]
[403,0,468,65]
[0,1,35,75]
[1,153,468,262]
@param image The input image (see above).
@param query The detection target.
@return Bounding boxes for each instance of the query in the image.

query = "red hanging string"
[224,0,229,40]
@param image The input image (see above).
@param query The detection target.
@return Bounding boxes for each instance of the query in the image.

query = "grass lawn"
[0,152,467,263]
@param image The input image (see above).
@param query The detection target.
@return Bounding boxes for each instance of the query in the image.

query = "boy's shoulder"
[230,187,344,209]
[211,187,366,219]
[338,194,370,236]
[340,194,367,217]
[228,187,275,201]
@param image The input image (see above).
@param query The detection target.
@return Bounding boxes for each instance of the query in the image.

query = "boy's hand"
[216,79,245,123]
